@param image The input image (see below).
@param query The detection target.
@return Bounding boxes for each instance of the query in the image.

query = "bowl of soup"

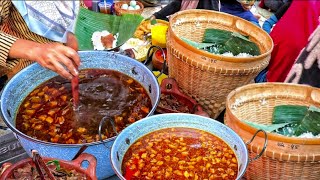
[0,153,97,180]
[110,113,267,180]
[0,51,160,179]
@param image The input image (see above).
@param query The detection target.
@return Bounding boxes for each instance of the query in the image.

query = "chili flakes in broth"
[122,127,238,180]
[16,69,152,144]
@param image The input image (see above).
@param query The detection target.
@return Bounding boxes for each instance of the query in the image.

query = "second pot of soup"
[110,113,267,180]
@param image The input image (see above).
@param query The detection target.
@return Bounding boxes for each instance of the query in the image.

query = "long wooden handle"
[32,156,46,180]
[32,150,56,180]
[71,74,79,109]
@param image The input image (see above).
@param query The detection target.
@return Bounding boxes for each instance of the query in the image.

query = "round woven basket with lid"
[225,83,320,179]
[166,9,273,118]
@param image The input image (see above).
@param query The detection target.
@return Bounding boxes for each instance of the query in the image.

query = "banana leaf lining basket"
[225,83,320,179]
[166,9,273,118]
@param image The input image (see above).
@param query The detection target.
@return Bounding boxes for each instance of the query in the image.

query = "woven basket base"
[245,153,320,180]
[225,83,320,180]
[189,93,226,119]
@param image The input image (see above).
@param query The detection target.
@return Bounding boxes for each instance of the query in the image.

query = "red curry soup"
[122,127,238,180]
[16,69,152,144]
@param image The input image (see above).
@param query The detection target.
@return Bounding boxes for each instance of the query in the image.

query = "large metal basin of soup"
[16,69,152,144]
[122,127,238,180]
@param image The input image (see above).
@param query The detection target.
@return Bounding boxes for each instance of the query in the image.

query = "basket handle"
[71,153,97,180]
[246,129,268,162]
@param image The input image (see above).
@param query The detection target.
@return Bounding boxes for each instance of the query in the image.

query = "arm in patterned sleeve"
[0,32,19,68]
[0,0,19,69]
[0,1,81,80]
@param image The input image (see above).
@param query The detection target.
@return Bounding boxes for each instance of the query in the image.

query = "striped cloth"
[0,1,86,79]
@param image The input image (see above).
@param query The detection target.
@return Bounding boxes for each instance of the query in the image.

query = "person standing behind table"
[0,0,85,83]
[266,0,320,83]
[259,0,289,12]
[220,0,260,27]
[255,1,292,82]
[262,0,292,34]
[150,0,220,21]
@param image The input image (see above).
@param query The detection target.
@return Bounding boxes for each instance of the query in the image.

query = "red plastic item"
[156,78,209,117]
[152,48,167,71]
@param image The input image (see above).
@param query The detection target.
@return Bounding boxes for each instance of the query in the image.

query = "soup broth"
[122,127,238,180]
[16,69,152,144]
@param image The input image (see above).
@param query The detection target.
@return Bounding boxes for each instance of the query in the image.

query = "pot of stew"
[0,51,160,179]
[110,113,267,180]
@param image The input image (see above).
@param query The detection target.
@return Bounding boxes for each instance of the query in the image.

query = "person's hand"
[9,33,80,80]
[304,25,320,69]
[66,32,79,52]
[148,15,156,21]
[285,25,320,84]
[31,42,80,80]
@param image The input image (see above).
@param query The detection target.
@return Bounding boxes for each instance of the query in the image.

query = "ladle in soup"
[71,67,79,109]
[16,69,152,144]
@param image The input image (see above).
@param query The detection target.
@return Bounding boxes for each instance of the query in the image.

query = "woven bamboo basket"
[225,83,320,179]
[166,9,273,118]
[114,1,144,16]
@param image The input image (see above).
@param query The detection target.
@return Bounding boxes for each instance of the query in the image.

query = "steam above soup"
[122,127,238,180]
[16,69,152,144]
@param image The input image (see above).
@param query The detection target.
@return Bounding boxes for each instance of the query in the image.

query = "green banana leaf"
[182,37,215,49]
[75,7,143,50]
[202,29,260,56]
[289,106,320,136]
[46,160,61,171]
[243,120,289,133]
[273,105,320,136]
[272,105,308,124]
[243,105,320,137]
